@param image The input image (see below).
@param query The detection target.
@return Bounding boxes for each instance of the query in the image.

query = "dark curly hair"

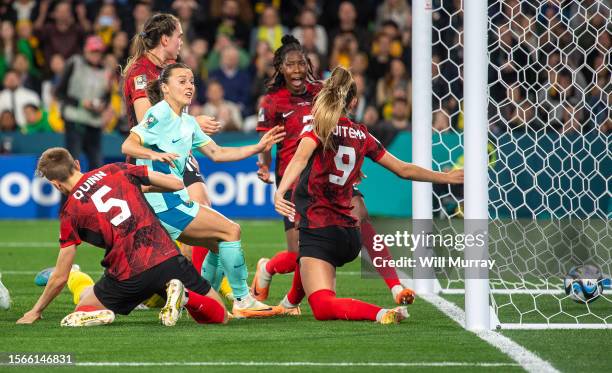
[265,35,317,92]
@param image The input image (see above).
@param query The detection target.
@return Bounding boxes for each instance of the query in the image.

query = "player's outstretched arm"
[198,126,285,162]
[121,133,179,167]
[377,152,464,184]
[274,137,317,219]
[146,171,185,193]
[16,245,77,325]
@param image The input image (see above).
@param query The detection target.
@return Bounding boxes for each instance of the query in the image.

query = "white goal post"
[412,0,612,330]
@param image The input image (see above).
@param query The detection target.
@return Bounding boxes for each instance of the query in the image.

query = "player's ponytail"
[312,66,356,151]
[145,62,190,105]
[122,13,179,77]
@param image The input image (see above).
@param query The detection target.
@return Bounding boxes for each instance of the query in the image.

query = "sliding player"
[274,67,463,323]
[17,148,228,326]
[122,63,284,318]
[252,35,415,313]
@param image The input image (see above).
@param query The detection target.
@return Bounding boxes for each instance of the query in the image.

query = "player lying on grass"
[274,67,464,323]
[252,35,415,313]
[121,63,285,318]
[17,148,228,327]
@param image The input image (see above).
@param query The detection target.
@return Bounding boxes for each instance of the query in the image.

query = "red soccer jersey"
[294,117,387,229]
[123,55,162,130]
[256,82,322,179]
[59,163,179,280]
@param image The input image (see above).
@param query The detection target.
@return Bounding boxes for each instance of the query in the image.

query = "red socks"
[185,290,226,324]
[360,220,401,289]
[307,289,381,321]
[191,246,209,274]
[286,265,305,305]
[265,250,298,275]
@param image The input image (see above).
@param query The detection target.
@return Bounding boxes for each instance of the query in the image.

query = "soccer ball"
[563,264,604,304]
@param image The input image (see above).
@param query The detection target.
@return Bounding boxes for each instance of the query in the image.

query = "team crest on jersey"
[144,114,158,129]
[258,108,265,122]
[134,74,147,90]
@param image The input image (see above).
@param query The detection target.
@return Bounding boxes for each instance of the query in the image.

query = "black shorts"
[299,226,362,268]
[93,255,211,315]
[183,154,205,187]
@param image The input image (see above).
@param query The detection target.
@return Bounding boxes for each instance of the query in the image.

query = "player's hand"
[355,171,367,185]
[258,126,285,152]
[445,169,464,184]
[17,310,42,324]
[149,152,179,168]
[274,191,295,221]
[196,115,221,135]
[256,161,273,184]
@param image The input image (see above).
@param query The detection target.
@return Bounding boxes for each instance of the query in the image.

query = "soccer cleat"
[159,279,186,326]
[0,273,11,310]
[395,287,416,305]
[379,307,409,325]
[277,304,301,316]
[277,295,301,316]
[60,309,115,327]
[232,294,281,319]
[35,264,81,286]
[250,258,271,302]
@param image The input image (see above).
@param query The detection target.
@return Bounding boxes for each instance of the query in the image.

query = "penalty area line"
[75,361,519,368]
[421,294,559,373]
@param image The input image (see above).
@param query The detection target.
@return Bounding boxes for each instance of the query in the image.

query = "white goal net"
[427,0,611,329]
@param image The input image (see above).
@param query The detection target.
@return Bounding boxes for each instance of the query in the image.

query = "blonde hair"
[312,66,356,150]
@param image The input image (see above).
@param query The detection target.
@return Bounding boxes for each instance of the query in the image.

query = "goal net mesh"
[429,0,611,326]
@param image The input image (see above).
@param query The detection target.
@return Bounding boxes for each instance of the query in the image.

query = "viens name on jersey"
[73,171,107,200]
[333,125,366,140]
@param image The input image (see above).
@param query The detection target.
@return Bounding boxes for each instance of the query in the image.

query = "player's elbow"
[398,164,414,180]
[120,140,133,156]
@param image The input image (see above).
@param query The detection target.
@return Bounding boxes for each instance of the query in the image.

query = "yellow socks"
[67,269,95,305]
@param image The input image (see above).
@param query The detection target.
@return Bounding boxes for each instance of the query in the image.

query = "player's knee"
[226,222,241,242]
[308,289,336,321]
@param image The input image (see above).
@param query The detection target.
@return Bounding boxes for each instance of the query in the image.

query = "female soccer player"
[252,35,415,313]
[122,13,217,264]
[122,63,284,318]
[274,67,463,323]
[17,147,227,327]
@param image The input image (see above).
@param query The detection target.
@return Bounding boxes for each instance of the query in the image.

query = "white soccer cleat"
[232,293,281,319]
[60,309,115,327]
[159,279,186,326]
[378,306,409,325]
[0,273,11,310]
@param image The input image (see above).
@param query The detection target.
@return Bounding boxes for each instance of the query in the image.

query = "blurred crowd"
[0,0,608,147]
[432,0,610,135]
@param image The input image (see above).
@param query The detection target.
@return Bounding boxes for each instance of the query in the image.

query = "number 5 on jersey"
[92,186,131,226]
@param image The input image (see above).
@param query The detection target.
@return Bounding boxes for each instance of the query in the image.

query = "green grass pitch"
[0,220,610,372]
